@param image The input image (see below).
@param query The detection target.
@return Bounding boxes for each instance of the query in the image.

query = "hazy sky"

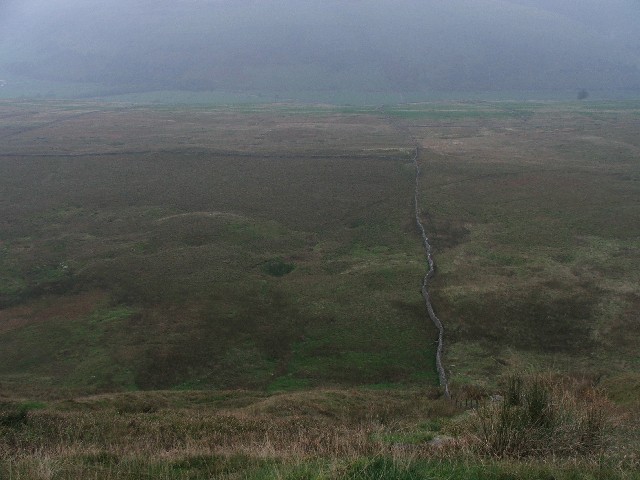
[1,0,639,97]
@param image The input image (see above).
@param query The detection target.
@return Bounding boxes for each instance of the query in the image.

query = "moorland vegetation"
[0,100,638,478]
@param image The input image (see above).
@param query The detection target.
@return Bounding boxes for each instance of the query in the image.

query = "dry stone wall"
[412,147,450,399]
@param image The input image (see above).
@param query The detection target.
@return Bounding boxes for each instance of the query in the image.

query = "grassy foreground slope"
[0,381,638,479]
[0,101,436,396]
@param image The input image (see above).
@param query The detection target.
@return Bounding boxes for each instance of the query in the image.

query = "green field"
[0,100,638,478]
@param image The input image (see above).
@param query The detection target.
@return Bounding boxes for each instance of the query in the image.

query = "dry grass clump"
[468,374,612,458]
[1,385,638,479]
[0,389,452,460]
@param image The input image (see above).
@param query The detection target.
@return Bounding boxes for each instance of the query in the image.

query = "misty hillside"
[1,0,640,98]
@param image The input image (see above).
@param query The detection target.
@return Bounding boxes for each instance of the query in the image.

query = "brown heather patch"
[1,385,638,478]
[0,291,107,335]
[0,103,400,157]
[0,389,458,460]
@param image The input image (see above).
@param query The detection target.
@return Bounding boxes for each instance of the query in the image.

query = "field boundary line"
[411,146,450,399]
[382,106,450,398]
[0,149,406,159]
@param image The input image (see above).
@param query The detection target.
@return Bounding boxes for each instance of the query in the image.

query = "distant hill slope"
[1,0,639,97]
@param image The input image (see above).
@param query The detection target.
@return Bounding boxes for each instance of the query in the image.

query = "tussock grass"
[471,374,610,458]
[0,388,640,480]
[0,389,458,478]
[0,386,638,479]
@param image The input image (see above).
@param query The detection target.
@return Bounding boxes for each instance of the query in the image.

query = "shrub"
[0,406,29,428]
[262,258,295,277]
[474,374,609,458]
